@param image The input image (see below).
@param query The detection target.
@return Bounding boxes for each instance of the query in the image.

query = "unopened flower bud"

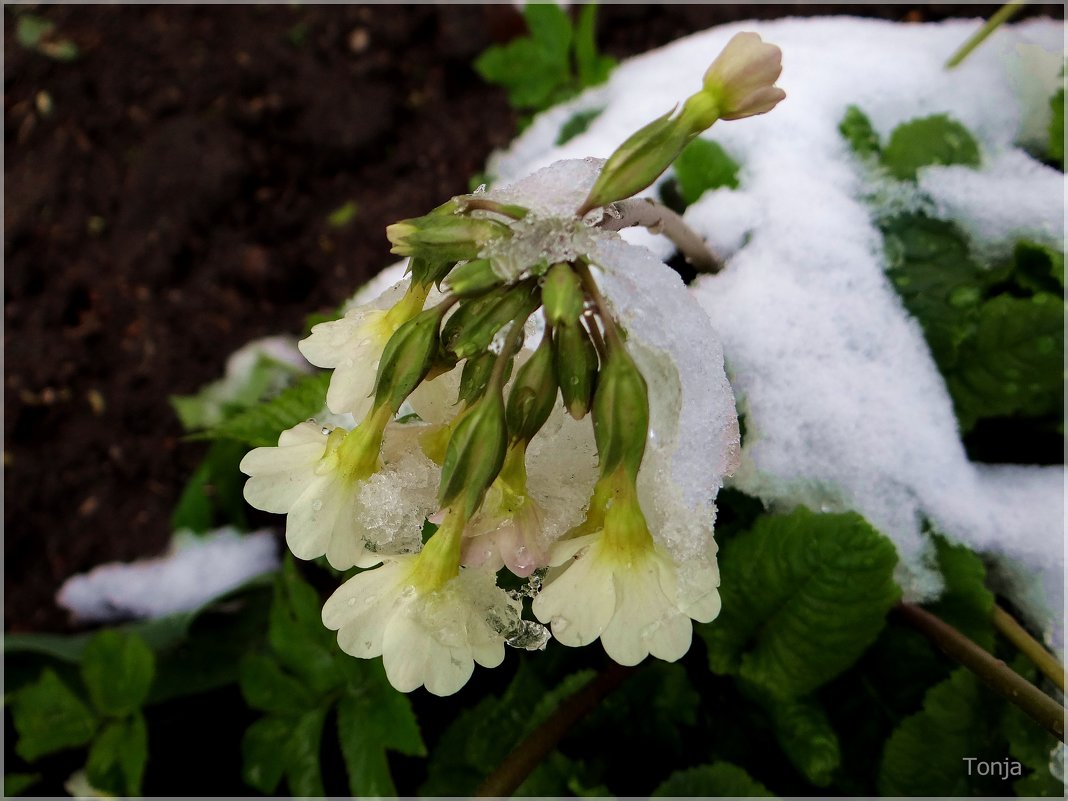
[457,351,500,406]
[541,263,585,327]
[506,333,558,444]
[443,281,539,361]
[438,394,508,518]
[554,320,599,420]
[444,259,502,297]
[386,214,511,262]
[701,32,785,121]
[372,304,449,414]
[592,344,649,482]
[578,110,692,215]
[407,256,455,288]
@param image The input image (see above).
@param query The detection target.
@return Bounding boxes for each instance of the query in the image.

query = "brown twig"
[474,663,636,797]
[598,197,722,273]
[897,602,1065,742]
[992,603,1065,692]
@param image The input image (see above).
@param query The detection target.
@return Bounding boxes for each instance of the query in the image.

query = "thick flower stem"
[598,198,722,273]
[896,602,1065,742]
[992,603,1065,691]
[474,663,636,797]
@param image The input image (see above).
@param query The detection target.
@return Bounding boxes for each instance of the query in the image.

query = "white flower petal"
[285,476,343,562]
[325,360,379,419]
[382,611,431,693]
[239,441,324,477]
[423,641,475,697]
[324,563,407,658]
[278,420,329,448]
[532,543,616,647]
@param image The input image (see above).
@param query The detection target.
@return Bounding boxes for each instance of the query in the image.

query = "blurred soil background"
[5,4,1063,634]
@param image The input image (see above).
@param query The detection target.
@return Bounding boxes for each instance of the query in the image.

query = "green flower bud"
[553,320,599,420]
[386,215,511,262]
[443,281,539,361]
[577,110,692,215]
[506,332,558,444]
[457,351,499,406]
[407,256,455,288]
[592,344,649,482]
[541,263,585,327]
[438,393,508,518]
[444,258,502,297]
[372,305,448,414]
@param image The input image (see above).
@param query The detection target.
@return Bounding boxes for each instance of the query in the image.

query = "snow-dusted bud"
[443,281,539,361]
[506,332,558,444]
[554,320,599,420]
[592,343,650,483]
[438,393,508,518]
[541,262,585,327]
[700,32,785,121]
[445,258,502,297]
[386,214,511,262]
[372,304,449,414]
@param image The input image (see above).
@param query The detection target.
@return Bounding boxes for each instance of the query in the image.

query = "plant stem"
[475,663,635,797]
[574,259,625,351]
[945,2,1027,69]
[992,603,1065,691]
[598,198,722,273]
[897,602,1065,742]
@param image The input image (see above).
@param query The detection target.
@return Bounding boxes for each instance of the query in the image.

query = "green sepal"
[438,393,509,517]
[506,331,558,443]
[443,281,539,361]
[591,344,649,480]
[445,258,502,297]
[386,214,510,262]
[458,351,502,406]
[553,320,599,420]
[372,305,448,414]
[541,262,585,326]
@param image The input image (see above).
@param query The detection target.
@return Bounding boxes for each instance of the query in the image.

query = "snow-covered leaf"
[881,114,981,180]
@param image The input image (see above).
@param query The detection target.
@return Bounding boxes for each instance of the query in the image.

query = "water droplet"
[312,499,323,512]
[347,597,357,606]
[321,426,331,436]
[553,616,570,633]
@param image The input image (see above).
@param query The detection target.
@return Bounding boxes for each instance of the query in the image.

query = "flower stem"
[474,663,635,797]
[896,602,1065,742]
[574,259,624,351]
[598,197,722,273]
[992,603,1065,691]
[945,2,1027,69]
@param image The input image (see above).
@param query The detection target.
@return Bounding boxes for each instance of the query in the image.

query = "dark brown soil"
[5,4,1062,633]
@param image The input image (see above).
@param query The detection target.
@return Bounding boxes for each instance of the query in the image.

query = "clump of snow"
[487,17,1064,644]
[57,528,279,622]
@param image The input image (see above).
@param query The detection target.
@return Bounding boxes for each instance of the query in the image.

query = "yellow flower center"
[319,403,393,485]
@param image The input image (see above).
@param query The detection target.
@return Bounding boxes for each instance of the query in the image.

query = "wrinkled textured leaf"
[11,669,97,761]
[239,653,317,715]
[764,694,841,787]
[85,714,148,796]
[241,715,290,794]
[337,660,425,796]
[81,630,155,717]
[878,669,981,796]
[268,557,342,693]
[285,706,328,797]
[700,508,900,697]
[928,533,994,650]
[653,762,776,797]
[881,114,980,180]
[673,137,740,205]
[202,371,329,447]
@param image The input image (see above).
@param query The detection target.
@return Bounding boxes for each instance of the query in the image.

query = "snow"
[488,17,1065,644]
[57,528,279,622]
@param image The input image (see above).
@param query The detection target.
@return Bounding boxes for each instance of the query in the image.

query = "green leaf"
[1002,658,1064,796]
[239,653,317,715]
[85,714,148,796]
[881,114,981,181]
[241,715,291,794]
[171,439,249,533]
[762,694,840,787]
[1049,85,1063,168]
[1012,240,1064,293]
[12,669,98,761]
[81,630,155,717]
[672,137,741,206]
[928,533,994,650]
[877,669,981,795]
[573,4,615,89]
[880,213,990,368]
[556,107,604,146]
[700,508,900,698]
[653,763,776,797]
[16,15,52,48]
[838,104,881,159]
[4,773,41,797]
[268,557,342,694]
[201,371,330,447]
[171,352,300,433]
[337,660,426,796]
[946,292,1064,431]
[328,200,359,228]
[285,706,328,796]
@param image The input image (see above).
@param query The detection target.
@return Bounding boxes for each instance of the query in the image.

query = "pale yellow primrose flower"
[532,470,721,666]
[322,507,514,696]
[299,279,429,418]
[240,409,394,570]
[701,31,786,121]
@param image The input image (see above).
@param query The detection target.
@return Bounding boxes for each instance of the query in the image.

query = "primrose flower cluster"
[241,33,783,696]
